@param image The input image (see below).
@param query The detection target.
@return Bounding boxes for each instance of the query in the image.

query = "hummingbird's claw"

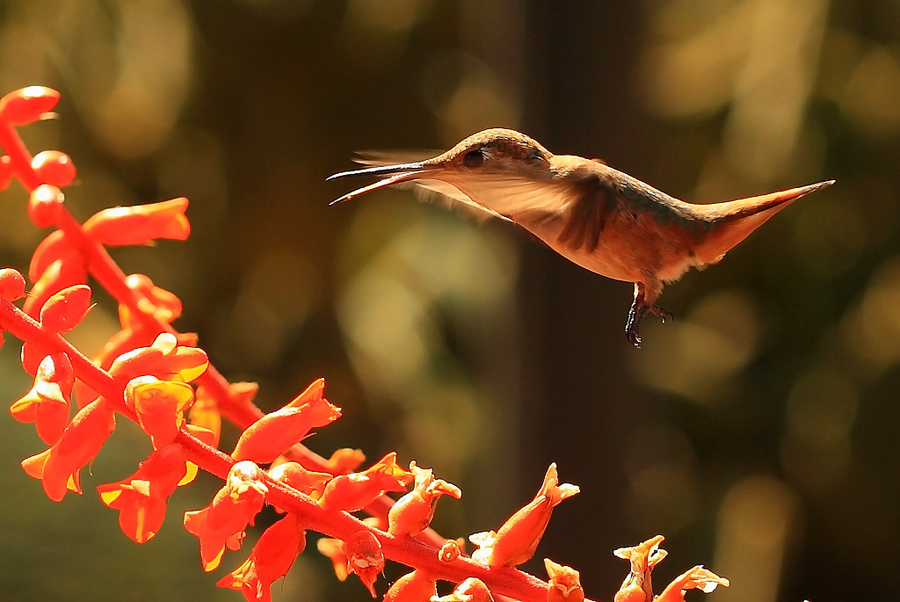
[625,300,673,347]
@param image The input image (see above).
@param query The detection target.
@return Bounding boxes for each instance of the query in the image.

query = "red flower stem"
[49,204,452,546]
[0,297,572,602]
[0,297,134,419]
[0,122,41,191]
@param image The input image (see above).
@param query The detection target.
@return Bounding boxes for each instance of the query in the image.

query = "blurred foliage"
[1,1,899,601]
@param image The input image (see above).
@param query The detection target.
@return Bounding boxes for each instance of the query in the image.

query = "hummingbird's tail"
[689,180,835,265]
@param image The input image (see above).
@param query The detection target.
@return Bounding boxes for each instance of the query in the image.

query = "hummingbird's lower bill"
[328,128,834,347]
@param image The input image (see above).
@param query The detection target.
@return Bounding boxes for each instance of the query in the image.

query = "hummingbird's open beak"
[326,161,434,205]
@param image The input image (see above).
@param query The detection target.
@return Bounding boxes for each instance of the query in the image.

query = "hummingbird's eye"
[462,148,485,168]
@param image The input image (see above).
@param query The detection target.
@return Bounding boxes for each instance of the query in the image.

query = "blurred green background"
[1,1,899,601]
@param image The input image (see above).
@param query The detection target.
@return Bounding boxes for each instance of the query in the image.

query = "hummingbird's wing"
[353,151,513,222]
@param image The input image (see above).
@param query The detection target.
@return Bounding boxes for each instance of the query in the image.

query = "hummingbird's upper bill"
[326,161,434,205]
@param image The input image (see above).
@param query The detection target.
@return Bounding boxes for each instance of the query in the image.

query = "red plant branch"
[0,86,729,602]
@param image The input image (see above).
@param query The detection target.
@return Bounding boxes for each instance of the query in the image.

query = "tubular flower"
[268,461,333,500]
[189,388,222,448]
[316,517,384,583]
[231,378,341,464]
[110,332,208,384]
[121,273,183,325]
[20,398,116,502]
[38,284,93,333]
[22,258,86,341]
[613,535,668,602]
[383,569,437,602]
[217,513,307,602]
[10,352,73,444]
[29,231,79,286]
[316,537,350,582]
[318,452,414,512]
[388,462,461,537]
[656,566,729,602]
[97,443,188,543]
[324,447,366,474]
[344,530,384,597]
[469,463,579,568]
[545,559,584,602]
[184,461,269,572]
[124,376,194,448]
[82,197,190,246]
[433,578,494,602]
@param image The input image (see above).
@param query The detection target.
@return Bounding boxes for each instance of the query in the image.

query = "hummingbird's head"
[327,128,554,206]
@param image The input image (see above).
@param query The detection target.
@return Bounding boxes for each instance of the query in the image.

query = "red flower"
[383,570,436,602]
[656,566,729,602]
[545,559,584,602]
[82,197,190,246]
[9,353,73,444]
[110,332,208,383]
[124,376,194,448]
[433,578,494,602]
[268,461,332,500]
[217,513,307,602]
[323,447,366,474]
[318,452,414,512]
[613,535,667,602]
[469,464,578,567]
[343,530,384,597]
[97,443,188,543]
[388,462,460,537]
[231,378,341,464]
[20,398,116,502]
[184,461,269,572]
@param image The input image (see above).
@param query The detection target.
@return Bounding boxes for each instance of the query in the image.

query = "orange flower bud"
[39,284,93,333]
[31,150,76,188]
[29,230,78,284]
[9,353,73,444]
[184,461,269,572]
[470,464,578,567]
[0,267,26,301]
[438,539,462,563]
[613,535,667,602]
[344,530,384,597]
[23,257,86,328]
[383,570,436,602]
[324,447,366,474]
[27,183,65,228]
[316,537,350,582]
[97,443,188,543]
[122,273,183,325]
[20,398,116,502]
[433,578,494,602]
[231,379,340,464]
[545,559,584,602]
[0,86,59,125]
[318,452,414,512]
[388,462,461,537]
[125,376,195,448]
[217,513,307,602]
[110,332,209,383]
[83,197,190,246]
[656,566,729,602]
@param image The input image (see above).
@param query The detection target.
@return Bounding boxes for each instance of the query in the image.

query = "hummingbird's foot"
[625,301,673,347]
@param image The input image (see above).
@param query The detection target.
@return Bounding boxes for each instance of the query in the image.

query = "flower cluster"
[0,86,729,602]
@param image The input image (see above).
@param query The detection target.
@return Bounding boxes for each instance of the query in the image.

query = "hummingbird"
[328,128,834,346]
